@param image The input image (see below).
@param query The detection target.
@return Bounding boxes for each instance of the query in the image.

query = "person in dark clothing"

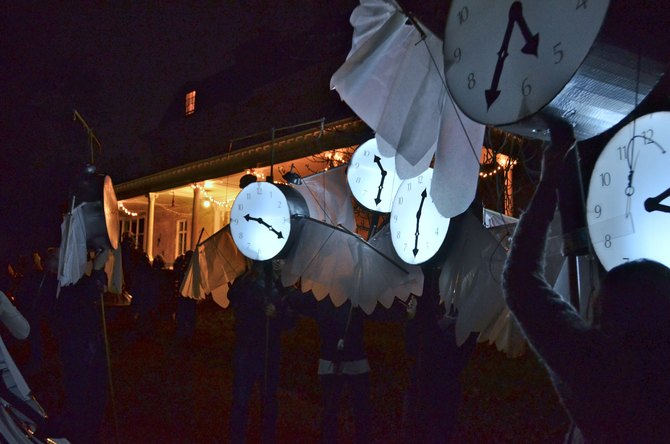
[288,293,371,444]
[228,260,296,444]
[403,264,477,444]
[14,249,57,376]
[53,248,110,444]
[174,251,197,350]
[502,135,670,443]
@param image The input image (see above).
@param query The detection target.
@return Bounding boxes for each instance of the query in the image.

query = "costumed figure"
[228,260,297,444]
[502,130,670,442]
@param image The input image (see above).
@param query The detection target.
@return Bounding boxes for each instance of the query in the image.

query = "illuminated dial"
[586,111,670,270]
[390,168,451,265]
[444,0,609,126]
[347,137,401,213]
[230,181,308,261]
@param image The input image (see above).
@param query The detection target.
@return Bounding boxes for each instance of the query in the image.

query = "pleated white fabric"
[281,218,417,315]
[331,0,485,218]
[180,225,248,308]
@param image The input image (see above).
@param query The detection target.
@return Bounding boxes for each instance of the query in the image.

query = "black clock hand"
[486,1,539,110]
[374,155,387,205]
[644,187,670,213]
[244,214,284,239]
[413,189,427,257]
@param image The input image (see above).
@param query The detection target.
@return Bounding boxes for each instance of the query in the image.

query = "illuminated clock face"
[443,0,609,126]
[390,168,451,265]
[586,111,670,270]
[230,181,292,261]
[347,137,401,213]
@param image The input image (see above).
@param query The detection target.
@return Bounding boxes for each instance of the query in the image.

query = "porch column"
[191,184,202,250]
[146,192,157,260]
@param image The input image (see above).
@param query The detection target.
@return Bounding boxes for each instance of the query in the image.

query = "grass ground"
[19,298,569,443]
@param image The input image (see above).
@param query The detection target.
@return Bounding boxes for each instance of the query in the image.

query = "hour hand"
[244,214,284,238]
[374,155,387,205]
[644,187,670,213]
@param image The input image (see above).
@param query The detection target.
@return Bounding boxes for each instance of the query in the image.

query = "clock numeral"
[453,47,462,63]
[604,234,612,248]
[277,201,282,209]
[233,218,238,225]
[521,77,532,97]
[435,228,439,236]
[283,217,289,223]
[396,231,401,240]
[553,42,564,64]
[237,203,244,211]
[594,205,602,218]
[354,161,360,168]
[398,197,404,205]
[355,177,361,184]
[641,129,654,143]
[238,232,244,239]
[600,172,611,187]
[406,183,412,191]
[467,73,476,90]
[457,6,469,24]
[576,0,588,10]
[417,175,424,184]
[392,214,398,222]
[256,187,262,194]
[246,193,251,200]
[363,150,370,157]
[617,145,628,161]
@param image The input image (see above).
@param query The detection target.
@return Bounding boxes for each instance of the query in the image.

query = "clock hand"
[244,214,284,239]
[644,187,670,213]
[486,1,539,110]
[413,189,428,257]
[374,155,387,205]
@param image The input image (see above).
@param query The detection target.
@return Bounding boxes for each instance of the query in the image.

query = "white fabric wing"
[57,205,89,287]
[281,218,411,314]
[432,102,486,217]
[439,211,509,347]
[367,224,423,307]
[294,166,356,231]
[332,0,486,218]
[180,225,248,308]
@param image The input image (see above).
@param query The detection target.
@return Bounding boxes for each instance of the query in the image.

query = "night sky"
[0,2,362,262]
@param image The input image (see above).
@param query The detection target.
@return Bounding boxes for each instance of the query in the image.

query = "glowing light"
[118,202,138,217]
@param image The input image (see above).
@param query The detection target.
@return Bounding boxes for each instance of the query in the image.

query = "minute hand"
[244,214,284,238]
[485,1,539,109]
[413,189,428,257]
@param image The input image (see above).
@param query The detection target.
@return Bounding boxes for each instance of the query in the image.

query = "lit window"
[176,219,189,256]
[185,90,196,116]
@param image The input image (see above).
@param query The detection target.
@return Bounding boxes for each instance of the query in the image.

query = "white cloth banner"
[331,0,485,218]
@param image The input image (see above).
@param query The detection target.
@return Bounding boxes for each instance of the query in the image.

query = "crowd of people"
[1,136,669,443]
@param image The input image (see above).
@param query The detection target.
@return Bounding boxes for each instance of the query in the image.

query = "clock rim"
[586,111,670,271]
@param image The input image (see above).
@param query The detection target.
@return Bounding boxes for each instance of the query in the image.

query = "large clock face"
[390,168,451,265]
[230,181,292,261]
[444,0,609,126]
[586,111,670,271]
[347,137,401,213]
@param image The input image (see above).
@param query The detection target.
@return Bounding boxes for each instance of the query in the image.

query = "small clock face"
[230,181,291,261]
[444,0,609,126]
[347,137,401,213]
[390,168,451,265]
[586,111,670,271]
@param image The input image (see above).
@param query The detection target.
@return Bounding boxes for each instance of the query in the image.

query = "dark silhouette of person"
[402,265,477,444]
[174,250,197,351]
[53,248,110,444]
[502,136,670,442]
[288,293,371,444]
[228,260,296,444]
